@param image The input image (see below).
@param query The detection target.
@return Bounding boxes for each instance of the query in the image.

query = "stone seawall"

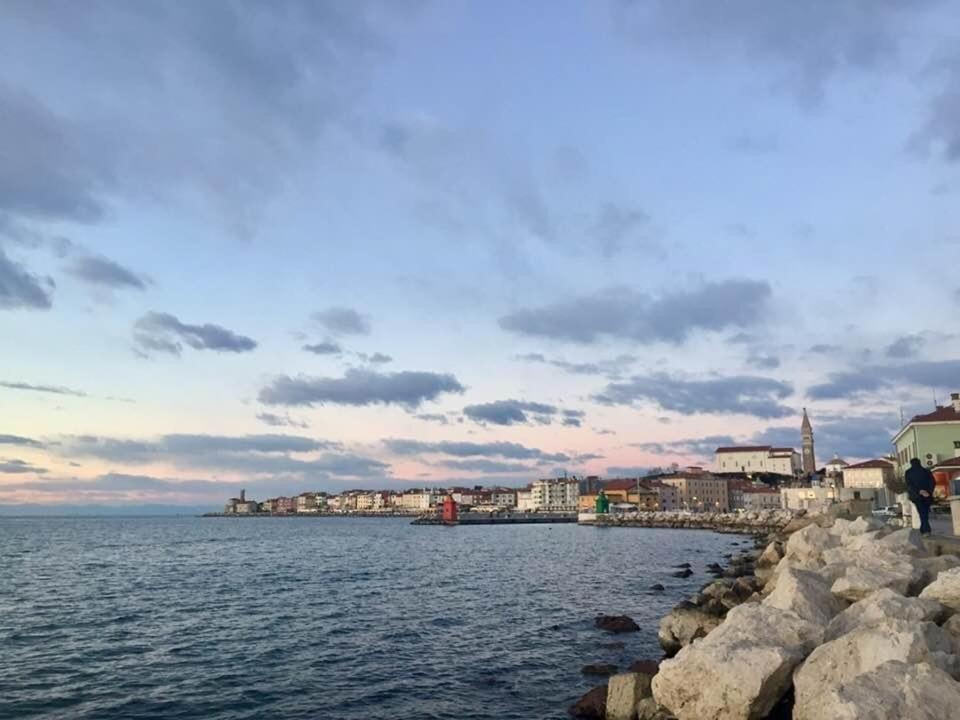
[580,509,795,536]
[572,511,960,720]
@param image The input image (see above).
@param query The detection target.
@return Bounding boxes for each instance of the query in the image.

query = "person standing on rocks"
[905,457,935,534]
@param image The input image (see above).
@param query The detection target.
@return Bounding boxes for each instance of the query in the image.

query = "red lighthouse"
[441,494,458,524]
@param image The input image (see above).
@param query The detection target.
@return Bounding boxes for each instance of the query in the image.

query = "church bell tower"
[801,408,816,476]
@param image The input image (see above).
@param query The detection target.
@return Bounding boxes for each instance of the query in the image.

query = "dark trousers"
[914,498,932,534]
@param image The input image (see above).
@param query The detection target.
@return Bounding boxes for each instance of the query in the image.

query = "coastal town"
[220,395,960,523]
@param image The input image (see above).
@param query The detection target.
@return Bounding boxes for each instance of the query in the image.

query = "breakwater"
[578,509,796,535]
[412,511,577,525]
[572,512,960,719]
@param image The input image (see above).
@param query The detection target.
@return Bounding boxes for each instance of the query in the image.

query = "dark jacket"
[905,459,935,501]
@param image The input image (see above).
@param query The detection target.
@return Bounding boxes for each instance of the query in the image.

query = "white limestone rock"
[657,605,723,655]
[795,660,960,720]
[606,672,650,720]
[917,555,960,589]
[793,618,960,720]
[755,541,782,569]
[784,523,839,570]
[763,565,843,627]
[878,528,929,557]
[652,604,822,720]
[825,588,944,641]
[830,555,925,602]
[842,515,885,537]
[920,567,960,614]
[828,517,853,536]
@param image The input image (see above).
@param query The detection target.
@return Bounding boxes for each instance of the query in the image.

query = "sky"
[2,0,960,510]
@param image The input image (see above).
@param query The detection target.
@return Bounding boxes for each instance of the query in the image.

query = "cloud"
[133,311,257,356]
[809,344,841,354]
[632,434,738,457]
[605,466,654,477]
[618,0,931,105]
[259,368,465,408]
[0,380,86,397]
[438,459,535,474]
[516,352,637,378]
[302,339,342,355]
[312,306,371,336]
[499,279,771,344]
[66,254,147,290]
[357,352,392,364]
[255,412,310,429]
[595,373,794,418]
[56,433,389,479]
[808,359,960,400]
[0,81,111,223]
[413,413,449,425]
[747,354,781,370]
[885,334,925,359]
[592,202,654,257]
[0,3,420,235]
[0,247,54,310]
[461,399,584,427]
[0,458,48,474]
[0,434,43,447]
[911,53,960,162]
[752,412,900,460]
[384,439,571,463]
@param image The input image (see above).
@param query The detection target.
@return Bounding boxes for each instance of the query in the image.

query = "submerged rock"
[650,583,665,592]
[568,685,606,719]
[671,568,693,578]
[595,615,640,633]
[581,663,618,676]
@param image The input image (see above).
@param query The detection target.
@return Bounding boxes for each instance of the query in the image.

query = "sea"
[0,516,751,719]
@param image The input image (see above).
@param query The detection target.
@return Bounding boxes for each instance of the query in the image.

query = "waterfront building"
[658,469,730,512]
[530,478,579,511]
[274,496,295,513]
[741,486,782,511]
[399,489,440,511]
[296,492,322,513]
[892,393,960,481]
[259,498,276,513]
[843,459,895,490]
[714,446,800,476]
[780,486,885,513]
[355,492,375,511]
[646,480,680,511]
[579,478,659,511]
[824,454,849,479]
[516,487,534,511]
[489,487,517,508]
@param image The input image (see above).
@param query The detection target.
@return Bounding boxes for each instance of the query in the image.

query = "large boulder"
[582,663,619,676]
[606,672,651,720]
[830,554,926,602]
[842,515,885,537]
[917,555,960,590]
[793,619,960,720]
[763,566,843,626]
[825,588,944,641]
[784,523,839,570]
[652,604,822,720]
[795,660,960,720]
[878,528,929,557]
[596,615,641,633]
[919,567,960,614]
[657,605,723,656]
[756,541,783,568]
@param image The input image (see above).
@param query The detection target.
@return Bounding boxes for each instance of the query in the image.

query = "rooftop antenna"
[933,387,939,409]
[899,405,905,427]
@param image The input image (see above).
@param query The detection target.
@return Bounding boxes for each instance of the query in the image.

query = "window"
[954,441,960,449]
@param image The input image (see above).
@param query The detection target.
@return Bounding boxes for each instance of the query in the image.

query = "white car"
[872,505,902,518]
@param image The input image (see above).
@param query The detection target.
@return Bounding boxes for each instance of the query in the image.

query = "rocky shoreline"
[570,510,960,719]
[587,508,797,535]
